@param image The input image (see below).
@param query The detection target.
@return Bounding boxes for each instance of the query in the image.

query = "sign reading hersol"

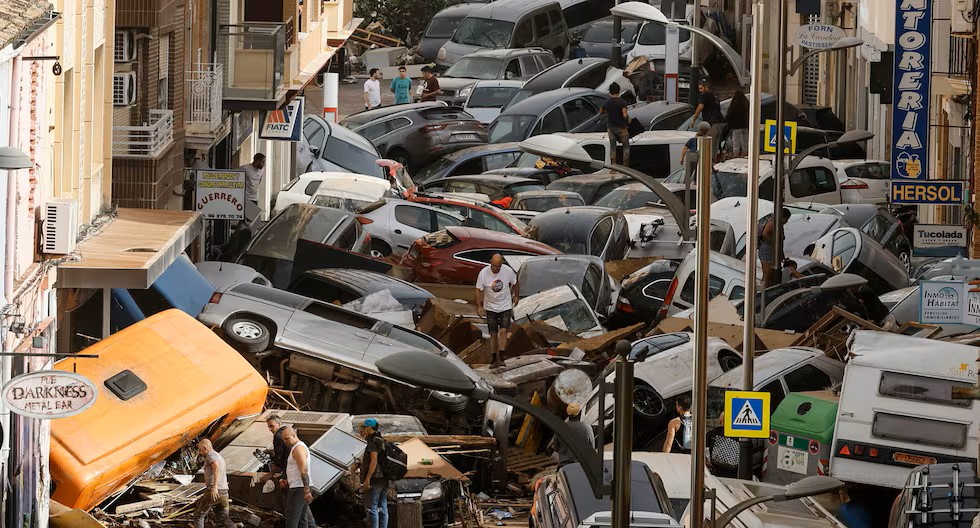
[196,170,247,220]
[2,371,98,419]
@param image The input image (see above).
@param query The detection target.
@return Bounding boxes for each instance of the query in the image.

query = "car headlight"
[421,482,443,501]
[458,87,472,98]
[437,48,447,61]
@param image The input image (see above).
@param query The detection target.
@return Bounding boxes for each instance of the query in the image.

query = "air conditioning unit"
[114,31,135,62]
[952,0,974,33]
[42,199,79,254]
[112,72,137,106]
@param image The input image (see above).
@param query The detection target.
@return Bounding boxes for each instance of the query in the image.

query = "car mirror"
[309,145,320,156]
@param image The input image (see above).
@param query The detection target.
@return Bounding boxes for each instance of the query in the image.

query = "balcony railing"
[948,36,973,79]
[217,22,286,102]
[112,110,175,158]
[186,63,224,133]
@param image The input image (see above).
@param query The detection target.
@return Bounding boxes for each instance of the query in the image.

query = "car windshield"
[520,264,586,296]
[583,22,639,43]
[445,57,505,79]
[516,195,584,211]
[451,18,514,48]
[468,86,522,108]
[710,171,748,200]
[324,136,381,176]
[595,187,658,209]
[663,168,685,184]
[637,22,691,45]
[524,299,597,333]
[311,195,373,212]
[246,207,344,261]
[506,89,534,109]
[425,15,465,38]
[487,115,536,143]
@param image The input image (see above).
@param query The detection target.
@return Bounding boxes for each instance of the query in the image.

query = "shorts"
[486,309,513,333]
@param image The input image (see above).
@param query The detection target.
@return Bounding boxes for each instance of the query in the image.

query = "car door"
[391,203,436,252]
[786,166,841,204]
[280,303,378,364]
[519,56,541,79]
[562,97,598,131]
[299,117,328,173]
[535,107,568,136]
[533,11,556,51]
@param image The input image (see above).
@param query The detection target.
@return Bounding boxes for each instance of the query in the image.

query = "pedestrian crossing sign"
[723,390,771,438]
[763,120,798,154]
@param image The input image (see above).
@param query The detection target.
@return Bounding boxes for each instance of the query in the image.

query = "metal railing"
[112,110,175,158]
[186,63,223,132]
[948,36,973,78]
[217,22,286,101]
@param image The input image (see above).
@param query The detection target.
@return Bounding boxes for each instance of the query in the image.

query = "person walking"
[553,403,595,467]
[760,208,791,287]
[419,66,441,102]
[475,254,519,364]
[390,66,412,105]
[598,82,630,166]
[191,439,236,528]
[689,79,725,156]
[662,395,693,454]
[358,418,389,528]
[364,68,383,110]
[679,122,712,184]
[240,153,266,207]
[260,415,288,483]
[282,426,317,528]
[725,90,750,157]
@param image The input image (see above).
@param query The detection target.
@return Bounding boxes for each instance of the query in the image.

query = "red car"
[401,226,560,284]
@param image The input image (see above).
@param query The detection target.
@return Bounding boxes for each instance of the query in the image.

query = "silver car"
[198,282,487,393]
[357,198,465,257]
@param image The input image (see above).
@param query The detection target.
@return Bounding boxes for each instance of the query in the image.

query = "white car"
[463,80,525,124]
[711,155,844,205]
[833,159,890,204]
[358,198,465,257]
[309,173,392,212]
[272,173,327,215]
[513,284,605,338]
[626,7,694,62]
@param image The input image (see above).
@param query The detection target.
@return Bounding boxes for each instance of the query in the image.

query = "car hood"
[438,77,481,91]
[631,341,729,397]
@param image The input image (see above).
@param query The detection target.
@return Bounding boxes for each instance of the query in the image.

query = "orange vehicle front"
[50,309,268,510]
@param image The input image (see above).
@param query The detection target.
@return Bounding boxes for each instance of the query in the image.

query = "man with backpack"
[359,418,391,528]
[663,395,693,454]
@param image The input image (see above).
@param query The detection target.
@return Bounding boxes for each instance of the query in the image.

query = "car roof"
[500,87,604,115]
[559,461,662,521]
[548,171,633,184]
[443,174,539,186]
[445,225,559,251]
[323,119,379,153]
[433,2,485,17]
[513,190,584,199]
[465,47,549,59]
[442,142,521,160]
[465,0,561,22]
[522,58,609,91]
[711,348,823,388]
[300,268,431,297]
[556,130,695,143]
[820,204,879,226]
[340,102,446,128]
[531,205,619,225]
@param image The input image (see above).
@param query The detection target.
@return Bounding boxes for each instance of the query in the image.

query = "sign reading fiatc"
[2,371,98,419]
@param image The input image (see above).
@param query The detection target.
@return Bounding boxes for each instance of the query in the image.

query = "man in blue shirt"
[390,66,412,105]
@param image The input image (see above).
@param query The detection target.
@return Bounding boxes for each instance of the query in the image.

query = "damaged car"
[513,284,606,338]
[804,227,910,295]
[517,255,616,316]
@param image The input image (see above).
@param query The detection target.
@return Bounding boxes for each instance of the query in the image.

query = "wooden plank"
[383,434,497,447]
[115,498,165,515]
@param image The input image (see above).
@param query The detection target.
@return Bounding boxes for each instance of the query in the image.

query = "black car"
[349,106,487,171]
[287,269,435,312]
[820,204,912,272]
[526,206,630,261]
[572,18,642,62]
[760,274,889,331]
[573,100,694,133]
[422,174,545,203]
[487,88,608,144]
[339,102,447,129]
[414,143,523,184]
[517,255,614,315]
[545,171,633,204]
[611,259,679,327]
[504,58,632,110]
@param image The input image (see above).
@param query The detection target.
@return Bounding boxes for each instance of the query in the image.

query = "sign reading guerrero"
[2,371,97,419]
[196,170,246,220]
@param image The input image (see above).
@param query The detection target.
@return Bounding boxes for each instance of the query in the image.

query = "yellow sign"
[723,390,771,439]
[763,120,798,154]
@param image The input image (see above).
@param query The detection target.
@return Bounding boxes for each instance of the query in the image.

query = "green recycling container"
[764,391,839,486]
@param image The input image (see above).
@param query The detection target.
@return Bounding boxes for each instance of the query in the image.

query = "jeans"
[364,483,389,528]
[607,127,630,166]
[285,487,317,528]
[192,490,236,528]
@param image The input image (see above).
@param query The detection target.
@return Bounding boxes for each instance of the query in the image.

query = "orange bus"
[49,309,268,510]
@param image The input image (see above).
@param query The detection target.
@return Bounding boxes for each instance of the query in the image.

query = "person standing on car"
[419,66,441,102]
[282,426,317,528]
[364,68,383,110]
[598,82,630,166]
[390,66,412,105]
[476,254,519,363]
[760,208,791,287]
[679,122,712,184]
[663,395,693,454]
[689,79,725,156]
[191,439,236,528]
[358,418,389,528]
[725,90,750,157]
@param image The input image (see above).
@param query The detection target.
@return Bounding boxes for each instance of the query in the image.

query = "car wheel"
[632,384,665,418]
[899,251,911,275]
[222,317,271,353]
[370,240,392,258]
[388,148,411,168]
[428,390,469,412]
[718,350,742,372]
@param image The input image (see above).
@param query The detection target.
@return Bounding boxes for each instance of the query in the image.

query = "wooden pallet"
[351,28,402,48]
[506,448,556,473]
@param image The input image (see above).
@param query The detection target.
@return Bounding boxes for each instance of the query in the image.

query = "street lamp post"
[713,476,845,528]
[769,36,864,286]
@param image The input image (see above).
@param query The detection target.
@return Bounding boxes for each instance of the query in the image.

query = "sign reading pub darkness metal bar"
[891,0,938,203]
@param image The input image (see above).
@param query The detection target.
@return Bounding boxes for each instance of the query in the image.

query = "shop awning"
[57,208,203,290]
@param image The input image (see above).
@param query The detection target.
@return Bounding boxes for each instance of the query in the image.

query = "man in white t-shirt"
[239,153,266,205]
[363,68,382,110]
[475,254,519,358]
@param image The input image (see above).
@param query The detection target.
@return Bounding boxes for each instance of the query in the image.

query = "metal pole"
[770,0,789,286]
[738,0,765,481]
[612,14,623,68]
[690,134,713,528]
[612,344,634,528]
[689,0,701,102]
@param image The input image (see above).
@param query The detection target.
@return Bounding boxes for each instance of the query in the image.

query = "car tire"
[632,384,666,418]
[718,350,742,372]
[428,390,469,412]
[370,240,392,258]
[223,316,271,353]
[388,148,411,168]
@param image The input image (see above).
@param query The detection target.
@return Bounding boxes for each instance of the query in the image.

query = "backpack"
[677,414,693,451]
[377,439,408,480]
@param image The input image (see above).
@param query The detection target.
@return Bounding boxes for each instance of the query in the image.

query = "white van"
[830,331,979,488]
[626,6,694,63]
[711,156,844,205]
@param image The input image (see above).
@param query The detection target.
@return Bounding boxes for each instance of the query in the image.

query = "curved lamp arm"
[713,494,774,528]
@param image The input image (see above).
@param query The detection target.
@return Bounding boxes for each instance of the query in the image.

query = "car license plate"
[776,446,808,475]
[894,452,937,466]
[453,133,480,142]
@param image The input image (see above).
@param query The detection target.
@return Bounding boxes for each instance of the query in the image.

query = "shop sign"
[2,371,98,419]
[196,170,246,220]
[259,97,304,141]
[919,280,965,324]
[793,24,846,49]
[912,224,967,257]
[891,0,932,203]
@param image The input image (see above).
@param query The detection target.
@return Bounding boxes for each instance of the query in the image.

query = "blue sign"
[891,0,931,186]
[763,120,798,154]
[891,180,965,204]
